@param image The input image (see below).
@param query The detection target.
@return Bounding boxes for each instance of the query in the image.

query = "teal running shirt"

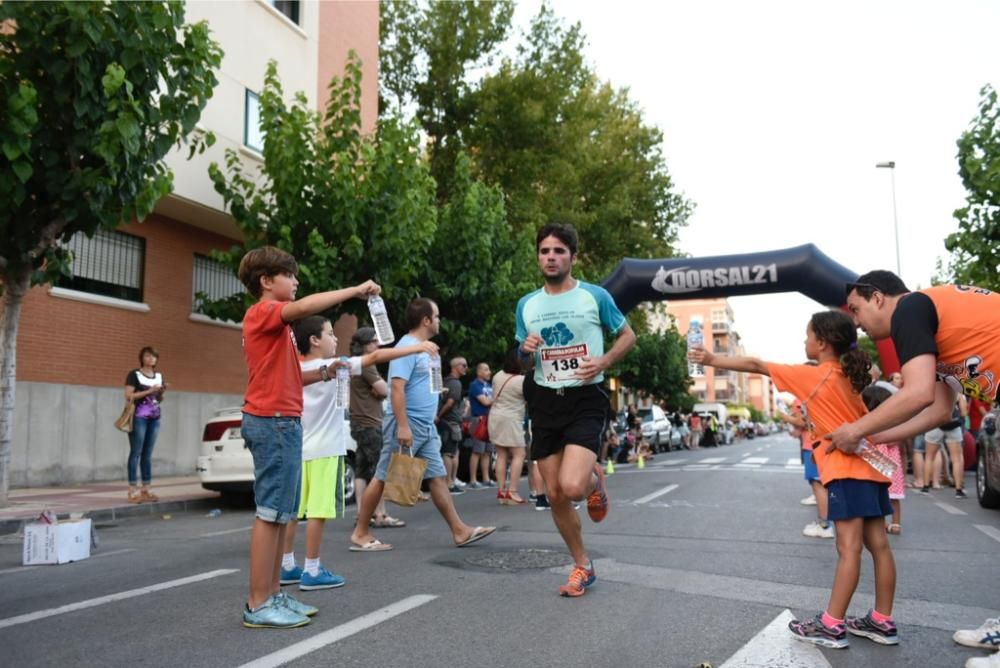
[515,280,627,388]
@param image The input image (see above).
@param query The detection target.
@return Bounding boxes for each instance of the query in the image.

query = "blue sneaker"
[274,591,318,617]
[299,567,346,591]
[243,595,310,629]
[280,565,302,585]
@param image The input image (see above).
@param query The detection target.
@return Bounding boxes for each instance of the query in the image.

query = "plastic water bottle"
[687,321,704,349]
[335,357,351,409]
[428,354,443,394]
[368,295,395,345]
[856,439,897,478]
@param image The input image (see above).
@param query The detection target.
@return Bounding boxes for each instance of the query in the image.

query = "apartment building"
[13,1,379,486]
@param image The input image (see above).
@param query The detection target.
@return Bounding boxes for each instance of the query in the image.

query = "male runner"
[516,223,636,597]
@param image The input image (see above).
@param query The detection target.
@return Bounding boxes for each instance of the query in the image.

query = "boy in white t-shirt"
[280,316,437,591]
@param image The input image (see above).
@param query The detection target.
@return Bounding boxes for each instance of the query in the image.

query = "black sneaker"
[956,488,968,499]
[789,614,849,649]
[535,494,551,511]
[846,610,899,645]
[918,486,930,494]
[449,484,465,495]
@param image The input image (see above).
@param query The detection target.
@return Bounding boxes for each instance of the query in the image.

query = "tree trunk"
[0,270,30,508]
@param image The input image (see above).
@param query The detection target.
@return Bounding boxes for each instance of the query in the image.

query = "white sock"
[282,552,296,570]
[304,557,321,576]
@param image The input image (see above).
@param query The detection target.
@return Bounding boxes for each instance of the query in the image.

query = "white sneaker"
[955,618,1000,650]
[453,479,467,489]
[803,521,834,538]
[966,653,1000,668]
[800,494,817,506]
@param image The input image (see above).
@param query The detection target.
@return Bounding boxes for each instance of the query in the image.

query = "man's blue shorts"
[375,415,447,481]
[826,479,891,521]
[242,413,302,524]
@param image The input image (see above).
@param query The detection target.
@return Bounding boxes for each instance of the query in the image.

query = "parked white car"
[638,406,680,451]
[196,407,357,504]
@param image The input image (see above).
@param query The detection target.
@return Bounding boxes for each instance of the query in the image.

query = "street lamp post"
[875,161,901,275]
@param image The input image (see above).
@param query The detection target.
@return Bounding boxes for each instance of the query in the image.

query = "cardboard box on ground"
[23,519,92,565]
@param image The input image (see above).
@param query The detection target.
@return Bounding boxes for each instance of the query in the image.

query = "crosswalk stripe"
[786,458,802,467]
[634,484,679,505]
[239,595,438,668]
[733,463,761,468]
[720,609,832,667]
[0,569,239,630]
[974,524,1000,543]
[698,457,726,464]
[934,502,967,516]
[741,457,768,464]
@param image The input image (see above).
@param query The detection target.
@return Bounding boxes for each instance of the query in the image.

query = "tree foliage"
[206,55,438,324]
[380,2,692,283]
[612,330,692,410]
[0,0,222,506]
[0,0,221,286]
[944,83,1000,291]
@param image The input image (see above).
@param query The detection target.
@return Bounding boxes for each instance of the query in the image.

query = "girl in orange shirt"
[689,311,898,649]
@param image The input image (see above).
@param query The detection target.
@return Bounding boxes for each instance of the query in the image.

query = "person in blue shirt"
[466,362,496,489]
[516,223,636,597]
[350,298,495,552]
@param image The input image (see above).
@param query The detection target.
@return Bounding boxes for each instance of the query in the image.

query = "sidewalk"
[0,476,220,535]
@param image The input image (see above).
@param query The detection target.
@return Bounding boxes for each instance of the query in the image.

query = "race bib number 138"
[540,344,589,383]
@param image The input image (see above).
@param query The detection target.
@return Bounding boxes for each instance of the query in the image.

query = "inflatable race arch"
[600,244,900,373]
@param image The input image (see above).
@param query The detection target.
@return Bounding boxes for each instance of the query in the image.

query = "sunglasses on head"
[845,281,882,297]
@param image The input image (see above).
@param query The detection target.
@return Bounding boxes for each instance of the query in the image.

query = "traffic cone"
[606,458,615,475]
[637,454,645,470]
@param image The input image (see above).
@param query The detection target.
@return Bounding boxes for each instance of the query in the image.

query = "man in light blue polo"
[516,223,636,597]
[350,298,495,552]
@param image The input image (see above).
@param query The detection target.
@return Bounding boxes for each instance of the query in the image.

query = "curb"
[0,496,221,537]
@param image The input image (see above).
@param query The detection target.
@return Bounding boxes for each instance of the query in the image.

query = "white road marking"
[633,484,679,505]
[934,502,967,516]
[974,524,1000,543]
[239,594,438,668]
[742,457,768,464]
[786,458,804,468]
[0,569,239,630]
[657,459,686,466]
[720,609,832,668]
[733,463,761,469]
[200,526,254,538]
[698,457,726,464]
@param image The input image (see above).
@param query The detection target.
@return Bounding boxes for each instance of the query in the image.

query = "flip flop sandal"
[456,526,496,548]
[371,516,406,528]
[349,538,393,552]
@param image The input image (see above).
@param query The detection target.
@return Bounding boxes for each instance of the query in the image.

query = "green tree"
[0,1,221,505]
[206,56,438,325]
[379,0,514,199]
[943,83,1000,291]
[613,330,692,410]
[858,335,882,372]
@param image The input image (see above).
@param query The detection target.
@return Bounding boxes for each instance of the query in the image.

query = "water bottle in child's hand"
[368,295,395,345]
[335,357,351,409]
[687,321,704,349]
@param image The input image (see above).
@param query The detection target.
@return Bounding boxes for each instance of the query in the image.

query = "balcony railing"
[712,322,730,332]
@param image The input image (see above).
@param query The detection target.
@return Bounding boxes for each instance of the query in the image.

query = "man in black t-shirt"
[831,270,1000,453]
[436,357,467,493]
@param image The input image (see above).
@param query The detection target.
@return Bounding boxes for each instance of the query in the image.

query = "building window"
[192,254,244,316]
[61,230,144,302]
[689,363,704,377]
[244,90,265,153]
[269,0,300,24]
[711,309,726,323]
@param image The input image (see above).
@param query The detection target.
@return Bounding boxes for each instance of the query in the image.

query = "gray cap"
[351,327,378,354]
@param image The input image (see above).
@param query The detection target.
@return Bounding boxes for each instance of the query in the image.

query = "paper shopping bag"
[383,449,427,507]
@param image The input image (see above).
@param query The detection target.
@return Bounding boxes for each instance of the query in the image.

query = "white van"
[693,402,730,444]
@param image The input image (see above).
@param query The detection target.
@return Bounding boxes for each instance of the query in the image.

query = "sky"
[512,0,1000,364]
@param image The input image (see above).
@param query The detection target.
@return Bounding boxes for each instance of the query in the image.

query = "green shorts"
[297,456,345,520]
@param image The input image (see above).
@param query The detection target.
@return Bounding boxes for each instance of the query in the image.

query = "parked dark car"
[975,411,1000,509]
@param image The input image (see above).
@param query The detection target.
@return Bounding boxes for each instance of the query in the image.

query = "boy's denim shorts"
[242,413,302,524]
[375,415,447,481]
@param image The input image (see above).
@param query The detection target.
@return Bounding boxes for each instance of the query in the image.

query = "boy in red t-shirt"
[237,246,380,629]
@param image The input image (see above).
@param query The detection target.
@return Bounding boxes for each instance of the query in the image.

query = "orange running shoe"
[587,463,609,522]
[559,562,596,597]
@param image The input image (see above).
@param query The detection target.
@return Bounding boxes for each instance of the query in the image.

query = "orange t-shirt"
[921,285,1000,403]
[242,300,303,417]
[767,360,888,485]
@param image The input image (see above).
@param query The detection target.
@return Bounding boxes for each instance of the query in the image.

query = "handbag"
[383,448,428,507]
[114,400,136,433]
[471,375,514,442]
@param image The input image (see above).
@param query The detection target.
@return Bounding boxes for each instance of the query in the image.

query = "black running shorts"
[526,379,610,460]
